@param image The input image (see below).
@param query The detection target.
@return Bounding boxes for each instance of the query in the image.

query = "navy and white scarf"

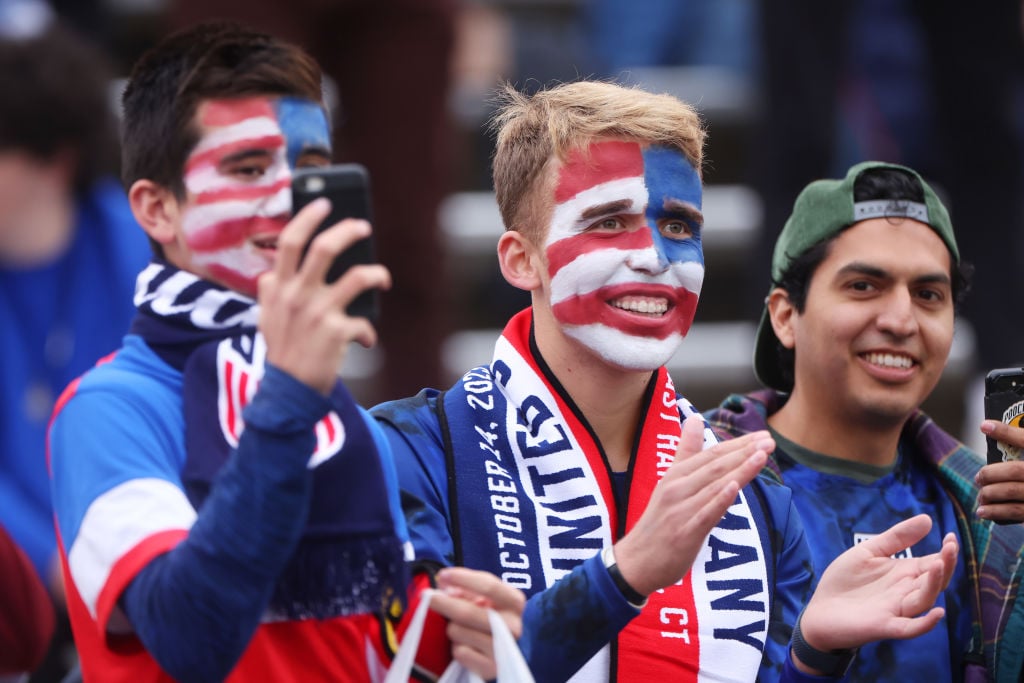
[129,261,406,620]
[441,309,773,682]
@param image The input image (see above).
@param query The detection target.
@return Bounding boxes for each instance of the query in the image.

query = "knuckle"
[279,229,306,253]
[308,235,336,260]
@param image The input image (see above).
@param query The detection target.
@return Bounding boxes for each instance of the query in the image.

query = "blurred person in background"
[0,522,55,681]
[166,0,459,404]
[0,1,151,679]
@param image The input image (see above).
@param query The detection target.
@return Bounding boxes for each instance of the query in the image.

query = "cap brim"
[752,304,791,393]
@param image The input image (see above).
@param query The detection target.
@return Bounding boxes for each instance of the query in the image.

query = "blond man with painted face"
[707,161,1024,682]
[47,21,523,683]
[373,83,960,682]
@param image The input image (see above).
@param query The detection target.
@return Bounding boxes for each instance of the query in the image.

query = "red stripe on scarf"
[500,309,701,678]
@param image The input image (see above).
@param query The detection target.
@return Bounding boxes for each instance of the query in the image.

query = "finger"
[447,620,495,655]
[981,420,1024,448]
[701,480,742,526]
[664,441,770,504]
[437,567,526,613]
[330,263,391,320]
[888,606,946,641]
[667,430,772,481]
[976,461,1024,487]
[902,558,945,616]
[451,643,497,681]
[978,479,1024,505]
[344,315,379,349]
[299,218,372,285]
[275,197,331,278]
[428,590,491,632]
[859,514,932,558]
[673,414,708,462]
[938,533,958,591]
[977,501,1024,524]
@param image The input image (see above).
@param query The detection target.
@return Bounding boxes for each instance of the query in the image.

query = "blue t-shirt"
[771,429,972,681]
[0,179,149,580]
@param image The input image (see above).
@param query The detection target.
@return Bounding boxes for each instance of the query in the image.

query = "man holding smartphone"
[706,161,1024,682]
[47,21,522,682]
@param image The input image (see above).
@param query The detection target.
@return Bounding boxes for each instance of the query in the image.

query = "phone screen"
[292,164,379,323]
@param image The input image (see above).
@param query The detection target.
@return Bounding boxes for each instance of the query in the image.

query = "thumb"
[859,514,932,559]
[675,414,707,462]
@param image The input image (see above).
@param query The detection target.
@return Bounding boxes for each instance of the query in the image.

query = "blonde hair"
[490,80,706,240]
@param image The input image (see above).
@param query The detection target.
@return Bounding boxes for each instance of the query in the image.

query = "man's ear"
[767,288,797,350]
[497,230,544,292]
[128,179,180,245]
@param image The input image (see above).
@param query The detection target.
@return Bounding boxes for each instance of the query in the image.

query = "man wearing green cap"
[707,161,1024,682]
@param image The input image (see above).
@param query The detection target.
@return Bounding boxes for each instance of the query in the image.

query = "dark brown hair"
[0,22,119,193]
[121,21,324,198]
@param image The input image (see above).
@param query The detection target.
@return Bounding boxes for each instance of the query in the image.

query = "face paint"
[180,96,330,296]
[545,140,704,370]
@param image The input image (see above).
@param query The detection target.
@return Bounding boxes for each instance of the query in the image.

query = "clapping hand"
[794,514,957,674]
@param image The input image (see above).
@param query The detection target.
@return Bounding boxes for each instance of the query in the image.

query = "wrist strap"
[601,547,647,608]
[790,612,857,676]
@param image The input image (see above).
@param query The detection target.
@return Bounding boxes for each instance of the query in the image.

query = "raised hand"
[612,415,772,597]
[258,198,391,395]
[976,420,1024,523]
[428,567,527,680]
[798,513,958,664]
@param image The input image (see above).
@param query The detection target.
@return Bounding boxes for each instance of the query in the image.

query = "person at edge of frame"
[707,160,1024,682]
[47,21,524,683]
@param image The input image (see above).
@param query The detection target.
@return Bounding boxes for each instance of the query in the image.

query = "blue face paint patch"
[641,145,704,268]
[275,97,331,168]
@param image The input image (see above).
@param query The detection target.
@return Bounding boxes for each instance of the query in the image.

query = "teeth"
[611,297,668,315]
[865,352,913,369]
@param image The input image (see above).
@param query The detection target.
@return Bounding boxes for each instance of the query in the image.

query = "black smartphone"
[984,367,1024,464]
[291,163,379,324]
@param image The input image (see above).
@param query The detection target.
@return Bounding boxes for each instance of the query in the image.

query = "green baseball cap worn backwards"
[752,160,959,392]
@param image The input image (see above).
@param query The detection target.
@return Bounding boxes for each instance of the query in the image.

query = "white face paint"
[178,96,330,296]
[544,140,704,370]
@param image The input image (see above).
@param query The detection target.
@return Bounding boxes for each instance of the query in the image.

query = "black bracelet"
[601,547,647,607]
[790,613,857,676]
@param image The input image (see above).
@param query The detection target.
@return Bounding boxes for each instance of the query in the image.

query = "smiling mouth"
[862,352,915,370]
[251,235,278,250]
[610,295,670,317]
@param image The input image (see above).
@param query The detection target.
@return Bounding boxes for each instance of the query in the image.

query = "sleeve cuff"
[243,364,334,433]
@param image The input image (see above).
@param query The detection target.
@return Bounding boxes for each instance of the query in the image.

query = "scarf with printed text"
[128,261,406,620]
[442,309,772,682]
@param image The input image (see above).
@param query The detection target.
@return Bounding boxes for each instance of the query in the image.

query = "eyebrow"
[297,145,332,161]
[580,199,634,221]
[836,262,951,286]
[220,149,273,165]
[663,198,704,226]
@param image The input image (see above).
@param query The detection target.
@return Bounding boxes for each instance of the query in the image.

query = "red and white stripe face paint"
[180,96,330,296]
[545,140,704,370]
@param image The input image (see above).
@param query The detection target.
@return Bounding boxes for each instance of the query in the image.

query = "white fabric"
[383,588,534,683]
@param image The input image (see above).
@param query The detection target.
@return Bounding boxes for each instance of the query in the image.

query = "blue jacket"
[375,383,832,683]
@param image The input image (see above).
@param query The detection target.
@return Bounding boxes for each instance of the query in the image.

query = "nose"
[875,287,919,338]
[253,166,293,220]
[625,225,670,274]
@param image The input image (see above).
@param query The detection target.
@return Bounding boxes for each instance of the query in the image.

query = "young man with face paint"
[706,162,1024,682]
[373,82,960,682]
[47,22,524,683]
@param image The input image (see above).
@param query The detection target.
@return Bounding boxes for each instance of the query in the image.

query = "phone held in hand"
[984,367,1024,464]
[291,163,379,324]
